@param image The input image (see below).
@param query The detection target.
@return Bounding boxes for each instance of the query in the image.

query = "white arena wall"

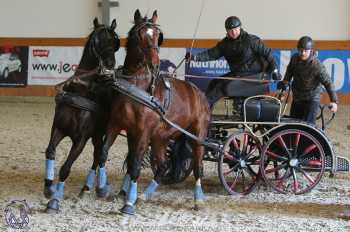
[0,0,349,40]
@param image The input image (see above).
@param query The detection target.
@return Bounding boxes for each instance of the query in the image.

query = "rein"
[183,73,278,83]
[55,68,99,91]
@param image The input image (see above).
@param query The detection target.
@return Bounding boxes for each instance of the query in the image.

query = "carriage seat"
[220,80,270,119]
[244,96,281,122]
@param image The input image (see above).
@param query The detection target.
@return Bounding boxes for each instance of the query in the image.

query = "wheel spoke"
[229,171,240,190]
[277,136,292,158]
[223,151,237,161]
[296,167,316,185]
[300,159,322,167]
[300,144,317,157]
[232,138,240,151]
[241,170,246,190]
[293,132,301,155]
[266,150,288,161]
[265,162,288,174]
[242,133,248,154]
[291,168,299,193]
[223,163,239,176]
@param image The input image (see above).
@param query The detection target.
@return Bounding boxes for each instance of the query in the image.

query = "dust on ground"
[0,96,350,231]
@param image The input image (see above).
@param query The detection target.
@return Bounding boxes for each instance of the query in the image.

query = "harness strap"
[55,91,99,112]
[111,79,220,151]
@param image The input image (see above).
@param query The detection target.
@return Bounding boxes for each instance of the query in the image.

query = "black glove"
[277,81,288,91]
[185,52,195,61]
[270,69,282,80]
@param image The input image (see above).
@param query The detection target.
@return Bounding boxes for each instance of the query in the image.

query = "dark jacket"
[283,53,338,103]
[194,29,277,76]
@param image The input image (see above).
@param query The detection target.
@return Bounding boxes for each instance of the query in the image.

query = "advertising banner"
[186,48,350,93]
[0,46,28,87]
[28,46,83,85]
[27,47,185,86]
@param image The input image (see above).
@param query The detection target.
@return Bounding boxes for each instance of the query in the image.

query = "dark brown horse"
[100,9,211,215]
[44,18,120,213]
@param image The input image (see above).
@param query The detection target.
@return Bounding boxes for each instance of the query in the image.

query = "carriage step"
[304,155,349,172]
[336,156,350,172]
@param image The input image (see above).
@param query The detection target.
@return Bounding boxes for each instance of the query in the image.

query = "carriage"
[45,11,349,215]
[160,78,350,195]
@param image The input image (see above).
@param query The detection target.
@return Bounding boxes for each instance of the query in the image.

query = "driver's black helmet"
[297,36,314,50]
[225,16,241,29]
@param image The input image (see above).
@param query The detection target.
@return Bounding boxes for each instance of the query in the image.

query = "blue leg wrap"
[142,179,159,199]
[52,182,65,200]
[49,184,57,194]
[126,181,138,206]
[97,167,107,189]
[85,169,96,190]
[45,159,55,180]
[121,174,131,193]
[194,185,205,201]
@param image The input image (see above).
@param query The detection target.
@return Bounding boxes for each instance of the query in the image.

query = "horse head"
[83,17,120,75]
[125,9,163,74]
[56,18,120,93]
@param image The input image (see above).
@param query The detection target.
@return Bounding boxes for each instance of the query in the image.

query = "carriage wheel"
[152,136,193,185]
[218,131,262,195]
[260,129,325,195]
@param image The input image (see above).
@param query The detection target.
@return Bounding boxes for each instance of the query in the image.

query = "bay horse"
[44,18,120,213]
[100,9,211,215]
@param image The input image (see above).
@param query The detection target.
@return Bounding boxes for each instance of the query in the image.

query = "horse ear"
[151,10,158,23]
[111,19,117,30]
[93,17,99,28]
[134,9,142,24]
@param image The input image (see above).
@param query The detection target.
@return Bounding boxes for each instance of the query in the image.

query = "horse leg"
[120,134,149,215]
[139,139,168,201]
[96,128,120,198]
[79,134,102,198]
[46,137,88,213]
[44,127,65,198]
[117,163,131,199]
[192,141,206,211]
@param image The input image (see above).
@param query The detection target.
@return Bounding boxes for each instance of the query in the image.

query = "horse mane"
[125,24,146,68]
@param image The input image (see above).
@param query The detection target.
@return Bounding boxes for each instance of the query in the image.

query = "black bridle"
[89,26,119,76]
[132,21,163,53]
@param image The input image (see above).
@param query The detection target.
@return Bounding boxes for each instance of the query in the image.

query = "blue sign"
[186,48,350,93]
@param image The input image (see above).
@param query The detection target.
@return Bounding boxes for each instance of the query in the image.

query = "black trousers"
[290,100,320,125]
[205,79,230,108]
[205,73,269,109]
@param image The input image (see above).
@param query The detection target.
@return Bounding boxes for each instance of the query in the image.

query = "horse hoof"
[193,200,204,211]
[120,204,135,215]
[117,190,126,198]
[78,189,91,199]
[96,185,110,199]
[46,199,59,213]
[106,193,117,202]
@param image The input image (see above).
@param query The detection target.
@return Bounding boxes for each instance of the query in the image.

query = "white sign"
[27,46,186,85]
[28,46,83,85]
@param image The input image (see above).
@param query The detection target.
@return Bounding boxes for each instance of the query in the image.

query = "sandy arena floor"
[0,96,350,231]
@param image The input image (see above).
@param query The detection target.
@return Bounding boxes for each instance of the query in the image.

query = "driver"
[185,16,281,108]
[277,36,338,124]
